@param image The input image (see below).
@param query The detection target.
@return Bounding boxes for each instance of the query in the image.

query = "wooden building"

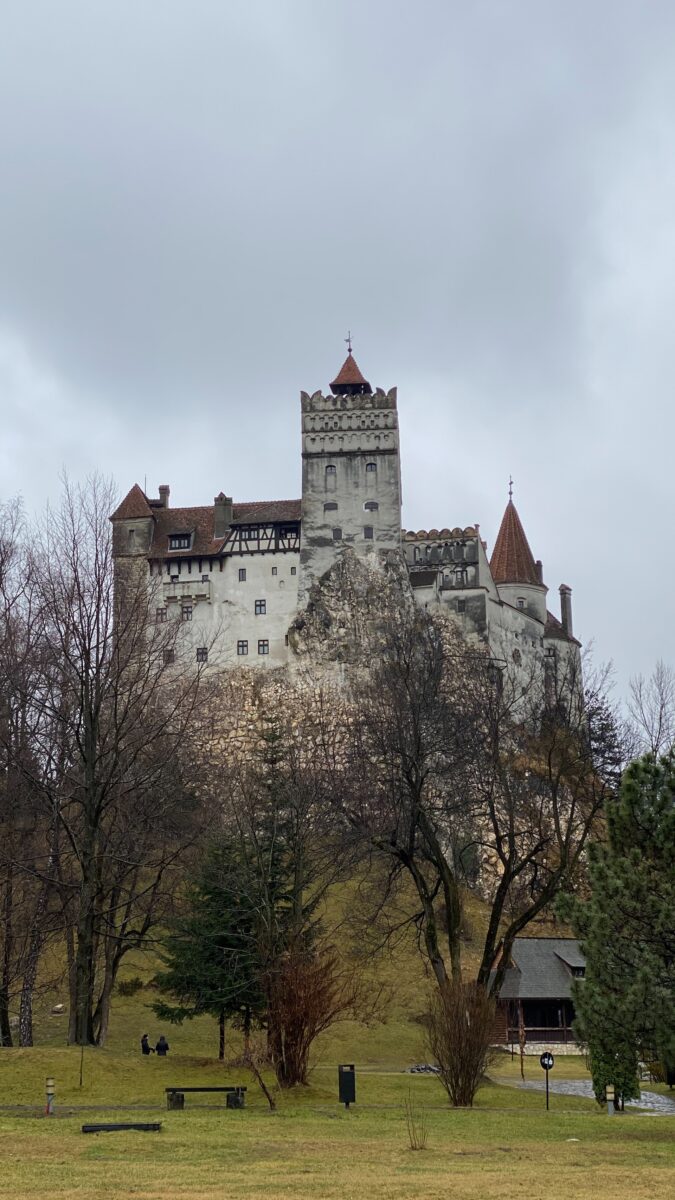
[492,937,586,1049]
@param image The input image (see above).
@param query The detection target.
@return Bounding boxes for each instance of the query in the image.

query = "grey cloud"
[2,0,675,689]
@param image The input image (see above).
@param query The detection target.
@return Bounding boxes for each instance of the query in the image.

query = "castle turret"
[490,494,547,624]
[298,344,402,604]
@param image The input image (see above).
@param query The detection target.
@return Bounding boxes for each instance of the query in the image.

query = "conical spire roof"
[330,350,371,395]
[490,499,541,586]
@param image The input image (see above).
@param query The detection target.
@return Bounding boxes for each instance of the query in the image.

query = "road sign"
[539,1052,554,1109]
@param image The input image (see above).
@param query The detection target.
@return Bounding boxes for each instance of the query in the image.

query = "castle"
[111,349,580,681]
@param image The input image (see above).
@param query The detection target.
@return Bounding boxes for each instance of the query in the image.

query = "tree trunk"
[72,867,97,1045]
[0,870,14,1047]
[219,1008,225,1061]
[19,872,53,1046]
[93,946,117,1047]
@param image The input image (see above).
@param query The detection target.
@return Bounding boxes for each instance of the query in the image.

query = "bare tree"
[3,476,218,1045]
[628,661,675,756]
[330,604,625,1003]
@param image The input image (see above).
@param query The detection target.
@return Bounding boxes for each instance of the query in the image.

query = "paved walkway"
[513,1078,675,1114]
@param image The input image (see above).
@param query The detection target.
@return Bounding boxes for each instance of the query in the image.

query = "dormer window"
[572,966,585,978]
[169,533,191,551]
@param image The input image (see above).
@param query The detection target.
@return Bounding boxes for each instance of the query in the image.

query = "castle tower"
[298,346,402,604]
[490,494,548,624]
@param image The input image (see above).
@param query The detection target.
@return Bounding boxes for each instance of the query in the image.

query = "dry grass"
[0,1101,673,1200]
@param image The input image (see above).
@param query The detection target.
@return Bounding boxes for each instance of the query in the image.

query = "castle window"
[237,640,248,656]
[364,500,378,512]
[272,566,278,575]
[325,464,337,492]
[156,607,167,623]
[291,566,296,575]
[258,639,269,656]
[238,568,247,582]
[196,647,208,663]
[255,599,266,615]
[512,649,522,665]
[365,462,377,473]
[324,502,338,512]
[171,574,179,584]
[517,597,525,610]
[127,529,136,550]
[169,533,191,550]
[457,599,466,614]
[181,605,192,622]
[163,648,175,666]
[201,574,209,583]
[364,526,374,540]
[332,528,342,541]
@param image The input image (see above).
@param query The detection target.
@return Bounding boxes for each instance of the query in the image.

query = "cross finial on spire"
[345,329,352,354]
[508,474,514,500]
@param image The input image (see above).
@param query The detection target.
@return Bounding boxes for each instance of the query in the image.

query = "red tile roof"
[110,484,154,521]
[330,351,371,393]
[146,500,301,558]
[490,500,541,586]
[545,610,581,646]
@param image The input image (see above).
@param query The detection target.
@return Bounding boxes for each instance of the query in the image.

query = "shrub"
[117,976,145,997]
[425,980,496,1107]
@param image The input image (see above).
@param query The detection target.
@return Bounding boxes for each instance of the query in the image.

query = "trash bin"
[226,1091,245,1110]
[167,1091,184,1111]
[338,1064,356,1108]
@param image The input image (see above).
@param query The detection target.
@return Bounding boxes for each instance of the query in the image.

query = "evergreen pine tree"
[153,842,265,1058]
[563,752,675,1103]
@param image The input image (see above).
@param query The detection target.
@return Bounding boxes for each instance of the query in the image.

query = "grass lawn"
[0,1041,672,1199]
[1,901,672,1198]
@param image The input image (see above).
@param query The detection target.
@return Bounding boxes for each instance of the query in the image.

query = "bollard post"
[606,1084,615,1116]
[46,1076,55,1116]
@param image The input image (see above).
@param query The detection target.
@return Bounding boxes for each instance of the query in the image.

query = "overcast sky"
[1,1,674,692]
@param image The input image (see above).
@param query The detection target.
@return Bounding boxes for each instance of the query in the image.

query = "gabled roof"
[495,938,585,1000]
[330,351,372,395]
[490,500,541,587]
[111,484,154,521]
[146,500,301,558]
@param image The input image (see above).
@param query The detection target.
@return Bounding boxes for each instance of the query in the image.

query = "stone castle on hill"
[111,348,580,680]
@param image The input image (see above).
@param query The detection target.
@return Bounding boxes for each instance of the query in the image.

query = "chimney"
[559,584,573,636]
[535,559,544,584]
[214,493,233,539]
[158,484,170,508]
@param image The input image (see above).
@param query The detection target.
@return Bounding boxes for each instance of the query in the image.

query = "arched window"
[324,502,338,512]
[325,464,337,493]
[364,500,379,512]
[365,462,377,473]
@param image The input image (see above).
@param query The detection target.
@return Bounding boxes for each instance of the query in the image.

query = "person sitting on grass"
[155,1035,170,1057]
[140,1034,153,1056]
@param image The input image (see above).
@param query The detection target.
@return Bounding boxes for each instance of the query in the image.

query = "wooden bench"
[165,1086,247,1111]
[82,1122,162,1133]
